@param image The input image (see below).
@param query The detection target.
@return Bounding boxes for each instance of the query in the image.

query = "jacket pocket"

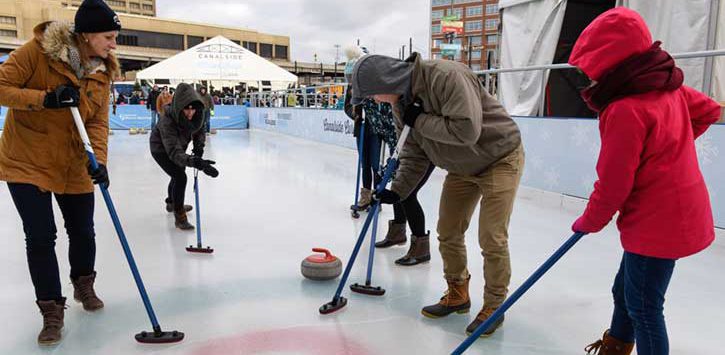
[5,121,52,167]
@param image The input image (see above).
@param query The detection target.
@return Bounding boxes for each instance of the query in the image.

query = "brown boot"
[395,232,431,266]
[375,220,407,248]
[465,307,504,337]
[358,188,372,209]
[36,298,66,346]
[72,272,104,311]
[585,330,635,355]
[421,276,471,318]
[174,209,195,230]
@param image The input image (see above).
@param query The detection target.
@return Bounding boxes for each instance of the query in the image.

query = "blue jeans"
[150,110,159,129]
[204,109,211,133]
[609,251,676,355]
[356,127,381,190]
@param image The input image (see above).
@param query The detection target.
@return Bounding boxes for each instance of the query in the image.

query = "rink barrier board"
[248,107,725,229]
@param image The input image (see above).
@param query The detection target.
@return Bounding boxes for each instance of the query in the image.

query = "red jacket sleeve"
[681,85,721,139]
[578,103,647,233]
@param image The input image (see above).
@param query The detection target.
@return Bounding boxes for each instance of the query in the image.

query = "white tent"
[136,35,297,88]
[499,0,725,116]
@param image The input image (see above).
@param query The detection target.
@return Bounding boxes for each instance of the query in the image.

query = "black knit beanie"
[74,0,122,33]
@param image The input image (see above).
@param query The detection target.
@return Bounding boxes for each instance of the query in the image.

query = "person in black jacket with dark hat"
[150,83,218,230]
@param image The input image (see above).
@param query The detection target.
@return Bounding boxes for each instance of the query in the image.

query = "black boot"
[165,200,192,213]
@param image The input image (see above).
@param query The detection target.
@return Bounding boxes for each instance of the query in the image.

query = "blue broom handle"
[70,107,161,330]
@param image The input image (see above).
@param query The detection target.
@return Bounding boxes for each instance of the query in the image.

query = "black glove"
[191,157,219,178]
[202,165,219,178]
[373,189,400,205]
[402,100,424,128]
[87,163,109,188]
[44,85,80,108]
[192,149,204,158]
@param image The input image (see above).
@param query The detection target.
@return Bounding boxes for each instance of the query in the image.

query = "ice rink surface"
[0,130,722,354]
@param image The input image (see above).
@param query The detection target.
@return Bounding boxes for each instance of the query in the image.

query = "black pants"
[393,164,435,236]
[8,183,96,301]
[152,151,188,211]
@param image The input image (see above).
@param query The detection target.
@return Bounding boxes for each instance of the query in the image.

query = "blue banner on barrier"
[248,107,357,149]
[109,105,248,129]
[0,105,248,130]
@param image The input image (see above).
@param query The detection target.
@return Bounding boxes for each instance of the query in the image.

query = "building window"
[446,8,463,19]
[118,29,184,50]
[275,45,288,59]
[470,50,481,59]
[0,29,17,38]
[143,4,153,11]
[259,43,273,58]
[187,35,204,48]
[454,0,478,3]
[432,24,441,34]
[486,34,498,45]
[130,2,140,9]
[486,4,499,15]
[471,64,481,71]
[231,39,241,45]
[431,10,444,20]
[433,53,442,60]
[468,36,482,46]
[433,39,443,49]
[466,6,482,17]
[0,16,16,25]
[432,0,451,6]
[465,20,482,32]
[485,19,499,30]
[244,41,257,53]
[107,0,126,7]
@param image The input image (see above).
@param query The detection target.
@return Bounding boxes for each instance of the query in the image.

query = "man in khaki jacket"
[351,53,524,336]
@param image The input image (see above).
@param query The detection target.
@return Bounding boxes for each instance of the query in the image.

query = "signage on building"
[441,19,463,35]
[440,43,462,56]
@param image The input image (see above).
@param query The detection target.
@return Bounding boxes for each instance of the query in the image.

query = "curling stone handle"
[312,248,332,258]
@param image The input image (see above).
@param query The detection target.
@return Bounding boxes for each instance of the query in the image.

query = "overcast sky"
[156,0,430,63]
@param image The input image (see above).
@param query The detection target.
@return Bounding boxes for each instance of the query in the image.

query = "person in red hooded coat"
[568,7,721,355]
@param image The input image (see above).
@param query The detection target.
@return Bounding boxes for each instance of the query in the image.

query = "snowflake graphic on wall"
[581,175,596,196]
[571,123,594,147]
[695,133,719,166]
[544,167,560,189]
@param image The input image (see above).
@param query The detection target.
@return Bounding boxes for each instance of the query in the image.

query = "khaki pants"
[437,144,524,308]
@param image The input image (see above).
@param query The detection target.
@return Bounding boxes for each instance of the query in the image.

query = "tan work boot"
[585,330,635,355]
[36,298,66,346]
[421,276,471,318]
[72,272,104,311]
[396,232,431,266]
[375,220,407,248]
[465,306,504,337]
[174,209,195,230]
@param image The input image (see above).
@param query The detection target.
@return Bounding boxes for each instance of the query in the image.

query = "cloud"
[156,0,430,63]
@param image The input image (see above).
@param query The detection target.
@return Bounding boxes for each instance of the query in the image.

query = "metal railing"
[474,49,725,117]
[245,83,347,110]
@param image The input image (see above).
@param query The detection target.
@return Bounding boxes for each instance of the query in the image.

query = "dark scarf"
[581,41,683,113]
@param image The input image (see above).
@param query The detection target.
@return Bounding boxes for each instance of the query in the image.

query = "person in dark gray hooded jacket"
[351,52,524,337]
[149,83,218,230]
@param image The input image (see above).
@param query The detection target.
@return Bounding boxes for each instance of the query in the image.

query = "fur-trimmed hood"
[34,21,120,80]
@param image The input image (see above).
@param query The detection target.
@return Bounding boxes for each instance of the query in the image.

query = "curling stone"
[301,248,342,281]
[139,128,148,134]
[108,130,114,136]
[210,129,218,135]
[129,128,139,135]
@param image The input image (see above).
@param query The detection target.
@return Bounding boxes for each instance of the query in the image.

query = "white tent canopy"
[136,35,297,85]
[499,0,725,116]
